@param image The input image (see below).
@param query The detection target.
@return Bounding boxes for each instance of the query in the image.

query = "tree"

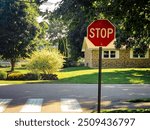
[0,0,47,71]
[96,0,150,53]
[46,15,70,57]
[52,0,150,59]
[53,0,96,60]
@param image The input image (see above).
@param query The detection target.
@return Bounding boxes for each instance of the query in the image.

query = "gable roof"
[82,37,116,52]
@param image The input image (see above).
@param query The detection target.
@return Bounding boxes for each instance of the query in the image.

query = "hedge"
[7,73,58,80]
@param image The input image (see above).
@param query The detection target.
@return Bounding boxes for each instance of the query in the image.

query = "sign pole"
[87,19,115,113]
[98,47,102,113]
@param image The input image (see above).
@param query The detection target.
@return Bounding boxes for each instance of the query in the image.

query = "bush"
[63,57,85,68]
[27,48,64,74]
[76,57,85,67]
[0,71,7,80]
[7,73,58,80]
[7,73,24,80]
[7,73,39,80]
[63,58,77,68]
[40,74,58,80]
[25,73,39,80]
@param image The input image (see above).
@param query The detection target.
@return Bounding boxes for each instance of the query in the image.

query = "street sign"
[87,19,116,113]
[87,19,115,46]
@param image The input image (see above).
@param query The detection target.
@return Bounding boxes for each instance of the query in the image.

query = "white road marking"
[61,98,82,112]
[20,98,43,112]
[0,99,12,112]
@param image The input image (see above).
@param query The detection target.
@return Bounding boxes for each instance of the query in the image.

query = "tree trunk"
[10,59,15,72]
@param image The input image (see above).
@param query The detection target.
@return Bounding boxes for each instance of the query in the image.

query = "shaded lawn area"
[102,108,150,113]
[55,67,150,84]
[0,67,150,84]
[102,98,150,113]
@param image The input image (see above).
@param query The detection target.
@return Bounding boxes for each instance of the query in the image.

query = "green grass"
[100,98,150,113]
[102,108,150,113]
[0,66,150,84]
[55,67,150,84]
[0,67,29,74]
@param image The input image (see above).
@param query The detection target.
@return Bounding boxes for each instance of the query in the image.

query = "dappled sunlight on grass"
[56,67,150,84]
[56,67,98,80]
[56,69,98,79]
[129,79,144,84]
[132,73,143,77]
[0,67,150,84]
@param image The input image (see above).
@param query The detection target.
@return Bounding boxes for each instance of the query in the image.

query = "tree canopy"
[0,0,47,71]
[106,0,150,52]
[51,0,150,59]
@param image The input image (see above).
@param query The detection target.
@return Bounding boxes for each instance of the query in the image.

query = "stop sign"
[87,19,115,46]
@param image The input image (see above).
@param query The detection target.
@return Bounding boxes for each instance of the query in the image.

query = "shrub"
[25,73,39,80]
[7,73,24,80]
[7,73,39,80]
[0,71,7,80]
[7,73,58,80]
[21,64,27,68]
[76,57,85,66]
[63,58,77,68]
[27,48,64,74]
[20,61,28,68]
[40,74,58,80]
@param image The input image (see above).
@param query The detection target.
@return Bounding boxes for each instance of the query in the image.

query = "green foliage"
[45,15,70,57]
[0,0,47,71]
[52,0,96,60]
[64,57,85,68]
[102,108,150,113]
[40,74,58,80]
[51,0,150,59]
[106,0,150,52]
[7,73,39,80]
[76,57,85,67]
[63,58,77,68]
[58,38,69,57]
[0,71,7,80]
[27,49,64,74]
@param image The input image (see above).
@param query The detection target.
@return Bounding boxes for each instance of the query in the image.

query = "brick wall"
[84,49,92,67]
[91,49,150,68]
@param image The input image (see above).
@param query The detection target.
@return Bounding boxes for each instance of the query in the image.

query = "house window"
[130,49,149,59]
[103,50,119,59]
[110,51,116,58]
[104,51,109,58]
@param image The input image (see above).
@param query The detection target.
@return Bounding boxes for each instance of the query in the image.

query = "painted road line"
[61,98,83,112]
[20,98,43,112]
[0,99,12,112]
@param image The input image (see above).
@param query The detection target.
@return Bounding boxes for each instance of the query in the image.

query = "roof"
[82,37,116,52]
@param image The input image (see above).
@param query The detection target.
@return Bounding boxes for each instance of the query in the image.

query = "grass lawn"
[102,98,150,113]
[0,66,150,84]
[101,108,150,113]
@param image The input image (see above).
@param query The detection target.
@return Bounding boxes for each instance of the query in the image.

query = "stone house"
[82,37,150,68]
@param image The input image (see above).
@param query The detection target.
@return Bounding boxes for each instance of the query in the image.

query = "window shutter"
[130,49,133,58]
[116,50,119,58]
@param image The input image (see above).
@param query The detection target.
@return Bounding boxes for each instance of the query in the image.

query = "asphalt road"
[0,84,150,112]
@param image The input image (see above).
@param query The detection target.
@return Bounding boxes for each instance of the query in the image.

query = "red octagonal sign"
[87,19,116,47]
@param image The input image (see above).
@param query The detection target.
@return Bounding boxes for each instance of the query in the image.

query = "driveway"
[0,84,150,112]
